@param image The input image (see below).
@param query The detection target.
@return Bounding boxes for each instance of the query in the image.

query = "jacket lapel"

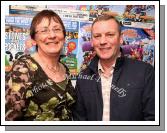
[88,56,103,120]
[88,55,125,121]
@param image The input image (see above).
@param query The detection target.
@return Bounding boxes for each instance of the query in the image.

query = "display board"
[5,5,155,78]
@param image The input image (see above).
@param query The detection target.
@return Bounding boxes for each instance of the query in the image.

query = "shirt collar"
[98,53,121,73]
[98,60,116,73]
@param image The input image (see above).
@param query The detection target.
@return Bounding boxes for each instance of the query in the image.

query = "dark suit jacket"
[72,56,155,121]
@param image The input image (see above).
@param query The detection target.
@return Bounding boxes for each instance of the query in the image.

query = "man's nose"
[99,35,107,44]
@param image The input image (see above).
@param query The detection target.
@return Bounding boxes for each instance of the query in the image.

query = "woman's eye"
[53,28,62,32]
[41,30,47,33]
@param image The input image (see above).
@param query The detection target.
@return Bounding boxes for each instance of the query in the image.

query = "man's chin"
[98,55,112,60]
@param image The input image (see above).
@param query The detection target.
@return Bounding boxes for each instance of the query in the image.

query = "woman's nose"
[48,30,57,38]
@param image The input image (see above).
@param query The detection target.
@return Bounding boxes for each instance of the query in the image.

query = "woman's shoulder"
[60,62,69,73]
[11,54,38,72]
[13,54,32,63]
[17,54,33,61]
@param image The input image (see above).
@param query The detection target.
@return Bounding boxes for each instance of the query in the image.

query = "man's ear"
[119,34,123,46]
[90,38,94,47]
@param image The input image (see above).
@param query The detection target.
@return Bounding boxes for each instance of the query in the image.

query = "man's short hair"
[91,15,122,35]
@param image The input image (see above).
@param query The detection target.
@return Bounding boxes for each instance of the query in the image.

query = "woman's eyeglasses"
[36,28,63,35]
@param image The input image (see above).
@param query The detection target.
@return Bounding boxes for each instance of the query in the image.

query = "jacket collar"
[88,55,125,74]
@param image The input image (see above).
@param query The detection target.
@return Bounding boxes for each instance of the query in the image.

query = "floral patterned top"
[5,55,76,121]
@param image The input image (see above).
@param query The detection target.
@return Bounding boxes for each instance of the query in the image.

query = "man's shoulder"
[77,66,92,76]
[124,57,153,69]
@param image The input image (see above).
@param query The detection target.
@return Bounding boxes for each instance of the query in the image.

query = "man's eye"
[93,35,100,38]
[107,34,114,37]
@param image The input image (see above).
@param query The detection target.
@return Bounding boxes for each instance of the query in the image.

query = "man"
[73,15,155,121]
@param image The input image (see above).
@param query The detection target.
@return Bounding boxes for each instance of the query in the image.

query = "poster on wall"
[53,8,89,21]
[61,20,79,79]
[5,4,155,74]
[9,5,47,16]
[77,21,96,72]
[88,5,126,21]
[122,5,155,29]
[121,26,155,66]
[5,15,32,72]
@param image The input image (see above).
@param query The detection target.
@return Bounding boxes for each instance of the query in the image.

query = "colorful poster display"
[5,5,155,76]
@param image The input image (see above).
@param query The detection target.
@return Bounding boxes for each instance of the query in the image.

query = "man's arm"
[142,64,155,121]
[72,80,87,121]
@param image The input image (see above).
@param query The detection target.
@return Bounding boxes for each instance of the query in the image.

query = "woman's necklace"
[46,63,60,74]
[36,53,61,74]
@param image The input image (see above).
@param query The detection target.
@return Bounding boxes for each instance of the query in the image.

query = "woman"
[5,10,76,121]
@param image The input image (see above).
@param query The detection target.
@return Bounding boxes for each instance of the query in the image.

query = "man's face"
[91,19,123,61]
